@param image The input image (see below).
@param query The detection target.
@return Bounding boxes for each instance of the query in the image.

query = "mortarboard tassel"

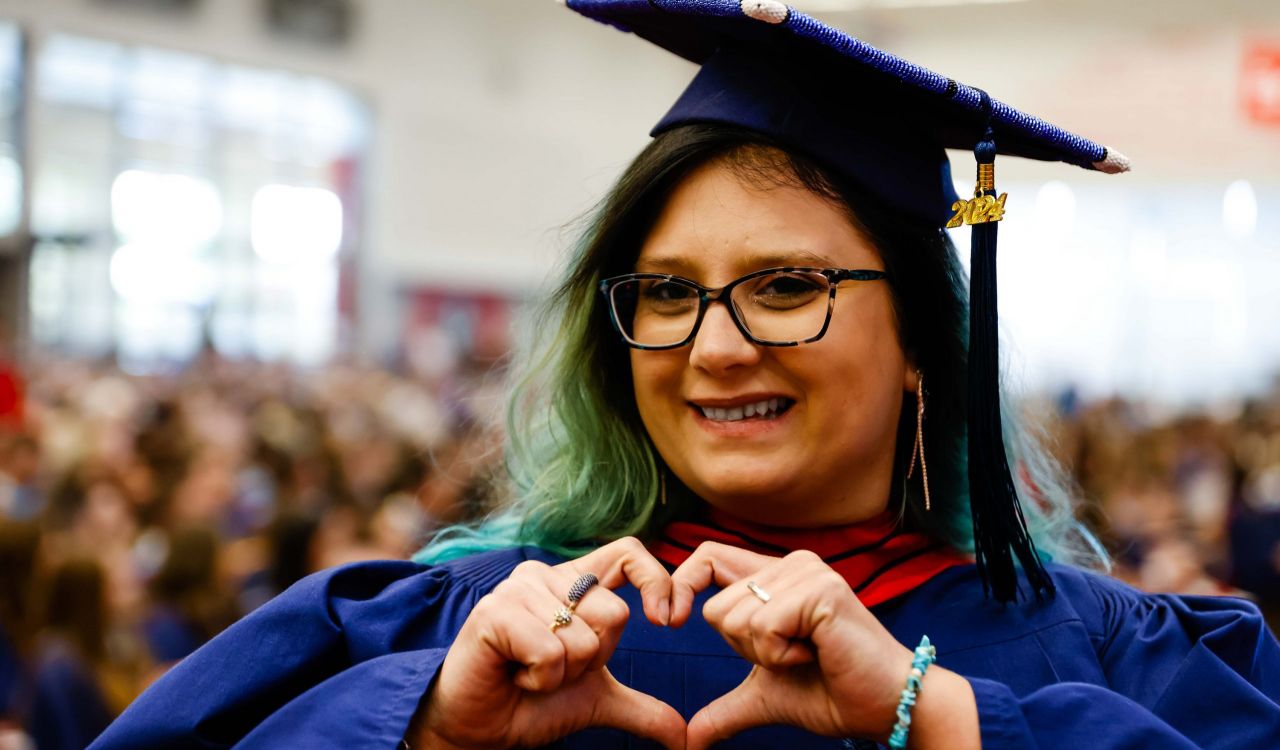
[963,93,1055,603]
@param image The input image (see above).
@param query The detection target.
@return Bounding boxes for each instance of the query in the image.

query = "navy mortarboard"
[565,0,1131,602]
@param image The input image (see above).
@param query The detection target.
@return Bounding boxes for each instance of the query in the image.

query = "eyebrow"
[633,249,839,274]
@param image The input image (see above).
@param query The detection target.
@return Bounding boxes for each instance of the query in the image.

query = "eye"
[749,272,826,309]
[643,280,697,302]
[635,279,699,316]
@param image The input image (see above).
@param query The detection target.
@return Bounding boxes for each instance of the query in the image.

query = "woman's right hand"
[409,537,686,749]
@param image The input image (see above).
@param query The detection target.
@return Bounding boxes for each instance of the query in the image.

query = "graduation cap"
[565,0,1131,602]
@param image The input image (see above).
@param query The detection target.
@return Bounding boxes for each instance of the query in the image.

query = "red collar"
[649,508,971,607]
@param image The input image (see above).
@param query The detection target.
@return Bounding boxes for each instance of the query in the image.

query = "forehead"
[635,159,880,279]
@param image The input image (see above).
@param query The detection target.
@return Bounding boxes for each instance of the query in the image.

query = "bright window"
[0,21,23,238]
[29,33,368,368]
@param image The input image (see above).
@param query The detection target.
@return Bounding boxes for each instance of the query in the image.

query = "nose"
[688,299,762,375]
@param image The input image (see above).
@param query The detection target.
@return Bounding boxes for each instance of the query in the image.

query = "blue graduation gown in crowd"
[31,638,114,750]
[90,546,1280,749]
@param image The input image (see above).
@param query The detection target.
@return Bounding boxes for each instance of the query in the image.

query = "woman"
[92,2,1280,749]
[31,559,116,750]
[142,525,236,668]
[0,520,39,749]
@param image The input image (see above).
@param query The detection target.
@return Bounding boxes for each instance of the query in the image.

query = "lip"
[687,395,796,438]
[687,393,794,408]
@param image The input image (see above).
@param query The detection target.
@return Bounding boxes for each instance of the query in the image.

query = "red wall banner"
[1242,43,1280,126]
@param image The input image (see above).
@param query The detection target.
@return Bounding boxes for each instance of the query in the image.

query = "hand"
[672,542,971,750]
[411,537,686,749]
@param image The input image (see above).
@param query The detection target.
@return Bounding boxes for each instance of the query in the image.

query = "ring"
[746,580,771,603]
[550,606,574,632]
[566,572,599,613]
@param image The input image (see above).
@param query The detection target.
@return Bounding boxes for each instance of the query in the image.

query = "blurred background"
[0,0,1276,746]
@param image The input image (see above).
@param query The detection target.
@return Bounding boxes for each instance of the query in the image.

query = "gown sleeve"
[969,571,1280,749]
[88,556,504,750]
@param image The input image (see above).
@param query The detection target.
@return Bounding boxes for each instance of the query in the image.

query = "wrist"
[867,637,978,750]
[408,726,473,750]
[904,667,980,750]
[406,694,475,750]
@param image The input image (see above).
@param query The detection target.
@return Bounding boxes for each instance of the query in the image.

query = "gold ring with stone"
[550,606,574,631]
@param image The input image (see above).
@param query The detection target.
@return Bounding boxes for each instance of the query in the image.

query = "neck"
[667,467,900,530]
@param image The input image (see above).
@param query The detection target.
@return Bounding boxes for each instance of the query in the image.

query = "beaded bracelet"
[887,635,937,750]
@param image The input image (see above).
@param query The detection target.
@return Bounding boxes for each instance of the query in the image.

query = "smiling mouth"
[694,398,795,423]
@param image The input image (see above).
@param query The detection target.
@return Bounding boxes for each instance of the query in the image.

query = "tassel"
[967,92,1054,603]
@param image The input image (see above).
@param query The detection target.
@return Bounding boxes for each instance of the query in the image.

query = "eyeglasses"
[599,266,888,350]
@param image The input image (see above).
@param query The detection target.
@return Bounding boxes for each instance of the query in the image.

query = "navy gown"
[90,547,1280,749]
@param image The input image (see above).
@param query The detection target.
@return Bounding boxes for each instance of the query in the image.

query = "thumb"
[589,669,687,750]
[669,542,777,627]
[686,670,769,750]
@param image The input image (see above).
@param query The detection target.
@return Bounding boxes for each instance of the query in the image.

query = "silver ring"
[550,606,573,631]
[566,572,599,613]
[746,580,771,603]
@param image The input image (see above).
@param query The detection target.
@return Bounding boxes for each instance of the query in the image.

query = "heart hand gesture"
[670,542,979,750]
[410,537,686,749]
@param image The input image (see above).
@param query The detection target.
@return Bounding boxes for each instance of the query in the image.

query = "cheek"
[630,350,652,406]
[630,350,683,428]
[805,300,906,415]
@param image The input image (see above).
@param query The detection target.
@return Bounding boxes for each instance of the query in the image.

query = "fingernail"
[659,598,670,626]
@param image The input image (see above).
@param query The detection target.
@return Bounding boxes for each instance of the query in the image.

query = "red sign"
[1242,44,1280,125]
[0,359,23,430]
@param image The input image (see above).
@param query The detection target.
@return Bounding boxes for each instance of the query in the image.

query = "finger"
[703,567,791,665]
[570,536,674,626]
[670,542,778,627]
[686,669,769,750]
[705,560,825,668]
[540,558,634,670]
[509,576,604,685]
[735,555,835,668]
[701,574,771,631]
[541,567,633,673]
[701,580,764,663]
[589,669,688,750]
[744,590,818,670]
[569,587,631,672]
[549,612,603,685]
[481,599,567,693]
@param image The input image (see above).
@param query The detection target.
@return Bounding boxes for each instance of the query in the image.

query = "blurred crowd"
[1037,382,1280,614]
[0,350,506,749]
[2,352,1280,748]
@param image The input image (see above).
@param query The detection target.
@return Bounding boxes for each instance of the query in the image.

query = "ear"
[903,359,920,394]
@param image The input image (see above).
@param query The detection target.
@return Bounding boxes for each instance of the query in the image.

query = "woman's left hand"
[669,542,979,750]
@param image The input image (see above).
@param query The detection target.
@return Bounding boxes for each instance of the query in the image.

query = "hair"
[39,557,109,664]
[0,519,41,653]
[416,123,1107,571]
[149,525,234,640]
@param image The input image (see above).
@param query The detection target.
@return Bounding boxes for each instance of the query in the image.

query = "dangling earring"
[906,370,931,511]
[659,466,667,506]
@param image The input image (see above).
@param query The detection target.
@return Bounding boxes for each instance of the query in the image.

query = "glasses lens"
[610,277,700,347]
[732,270,830,343]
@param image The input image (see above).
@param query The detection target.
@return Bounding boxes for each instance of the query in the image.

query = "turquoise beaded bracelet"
[887,635,937,750]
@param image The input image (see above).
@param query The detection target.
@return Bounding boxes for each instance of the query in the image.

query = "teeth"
[699,399,789,422]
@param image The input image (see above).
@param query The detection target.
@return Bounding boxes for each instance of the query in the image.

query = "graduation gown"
[90,546,1280,749]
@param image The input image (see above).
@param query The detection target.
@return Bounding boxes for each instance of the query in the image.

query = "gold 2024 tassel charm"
[946,162,1007,228]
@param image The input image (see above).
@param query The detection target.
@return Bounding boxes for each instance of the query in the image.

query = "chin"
[683,461,801,508]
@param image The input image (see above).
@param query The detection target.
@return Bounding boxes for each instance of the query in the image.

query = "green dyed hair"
[416,124,1107,573]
